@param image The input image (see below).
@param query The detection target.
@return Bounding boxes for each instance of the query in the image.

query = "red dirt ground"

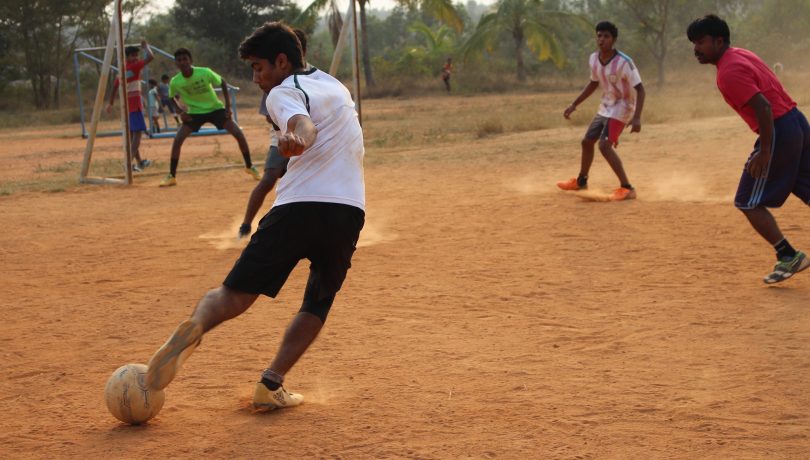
[1,102,809,458]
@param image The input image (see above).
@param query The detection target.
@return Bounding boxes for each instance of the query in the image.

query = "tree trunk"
[656,53,666,87]
[358,0,375,87]
[514,32,525,81]
[53,75,61,108]
[37,74,51,109]
[327,0,343,48]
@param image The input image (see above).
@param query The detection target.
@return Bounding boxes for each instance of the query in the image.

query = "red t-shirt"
[716,47,795,133]
[113,59,146,113]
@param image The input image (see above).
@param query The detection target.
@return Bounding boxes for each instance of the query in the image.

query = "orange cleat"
[556,177,585,191]
[610,187,637,201]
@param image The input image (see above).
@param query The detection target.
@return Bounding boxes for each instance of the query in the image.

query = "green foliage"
[6,0,810,111]
[1,0,109,108]
[461,0,589,80]
[732,0,810,63]
[395,0,465,32]
[171,0,302,75]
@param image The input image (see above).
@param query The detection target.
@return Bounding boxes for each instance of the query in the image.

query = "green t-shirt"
[169,66,225,114]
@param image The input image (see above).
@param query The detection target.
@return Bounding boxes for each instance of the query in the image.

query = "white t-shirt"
[588,51,642,123]
[265,68,365,210]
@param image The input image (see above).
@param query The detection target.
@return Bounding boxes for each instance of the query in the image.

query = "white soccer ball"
[104,363,165,424]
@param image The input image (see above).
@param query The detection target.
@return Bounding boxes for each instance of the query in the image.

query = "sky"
[148,0,419,16]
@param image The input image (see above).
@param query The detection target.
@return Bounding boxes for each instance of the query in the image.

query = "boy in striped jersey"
[688,14,810,283]
[558,21,645,201]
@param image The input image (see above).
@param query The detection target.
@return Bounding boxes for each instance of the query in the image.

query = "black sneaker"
[764,251,810,284]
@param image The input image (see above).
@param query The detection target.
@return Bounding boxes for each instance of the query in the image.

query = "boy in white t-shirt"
[144,22,365,411]
[558,21,646,201]
[240,28,310,239]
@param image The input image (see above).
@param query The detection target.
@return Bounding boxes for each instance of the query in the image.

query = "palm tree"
[397,0,464,33]
[300,0,463,88]
[297,0,343,47]
[461,0,587,81]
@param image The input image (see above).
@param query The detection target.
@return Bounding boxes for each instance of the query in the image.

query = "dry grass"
[2,67,810,195]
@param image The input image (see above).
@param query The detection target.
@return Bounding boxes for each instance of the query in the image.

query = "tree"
[461,0,587,81]
[397,0,465,32]
[301,0,463,88]
[1,0,108,108]
[615,0,683,86]
[123,0,153,41]
[602,0,748,86]
[172,0,301,74]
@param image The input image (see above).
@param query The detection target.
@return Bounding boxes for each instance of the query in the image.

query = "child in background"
[159,74,181,127]
[147,79,161,133]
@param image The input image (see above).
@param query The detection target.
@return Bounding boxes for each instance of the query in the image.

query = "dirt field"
[2,93,810,458]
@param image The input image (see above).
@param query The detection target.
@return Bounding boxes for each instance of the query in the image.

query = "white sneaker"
[252,382,304,410]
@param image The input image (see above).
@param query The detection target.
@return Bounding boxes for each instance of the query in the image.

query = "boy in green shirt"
[160,47,260,187]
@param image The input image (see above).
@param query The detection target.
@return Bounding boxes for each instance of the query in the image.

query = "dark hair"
[596,21,618,38]
[125,46,140,56]
[239,22,304,69]
[148,79,158,86]
[161,74,169,80]
[293,28,307,55]
[687,14,731,45]
[174,47,192,60]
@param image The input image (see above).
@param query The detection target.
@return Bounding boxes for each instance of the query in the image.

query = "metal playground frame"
[79,0,362,186]
[72,44,240,139]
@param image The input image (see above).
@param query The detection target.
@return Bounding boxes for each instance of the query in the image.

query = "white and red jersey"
[588,50,642,123]
[113,59,146,113]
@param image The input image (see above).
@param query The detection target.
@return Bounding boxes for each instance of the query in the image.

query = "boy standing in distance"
[688,15,810,283]
[441,58,453,93]
[558,21,645,201]
[158,74,181,127]
[240,28,309,238]
[147,79,161,133]
[106,39,154,172]
[145,22,365,411]
[160,48,260,187]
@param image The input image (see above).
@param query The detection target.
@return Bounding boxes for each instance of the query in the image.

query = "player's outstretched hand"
[563,104,576,119]
[631,117,642,133]
[238,223,251,238]
[278,133,306,157]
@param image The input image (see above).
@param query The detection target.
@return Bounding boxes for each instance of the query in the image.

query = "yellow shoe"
[145,320,203,390]
[252,382,304,410]
[245,166,261,181]
[159,174,177,187]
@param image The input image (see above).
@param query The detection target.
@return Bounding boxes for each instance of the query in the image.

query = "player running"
[688,14,810,283]
[145,22,365,410]
[558,21,645,201]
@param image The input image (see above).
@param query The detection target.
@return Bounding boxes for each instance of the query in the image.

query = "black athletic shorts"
[735,108,810,209]
[223,202,365,300]
[184,108,227,132]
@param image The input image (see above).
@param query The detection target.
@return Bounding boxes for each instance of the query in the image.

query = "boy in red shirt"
[107,39,154,172]
[688,15,810,283]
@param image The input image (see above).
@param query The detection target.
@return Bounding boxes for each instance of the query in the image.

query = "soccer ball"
[104,363,165,424]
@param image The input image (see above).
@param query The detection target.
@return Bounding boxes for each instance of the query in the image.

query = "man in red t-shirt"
[688,15,810,283]
[107,39,154,172]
